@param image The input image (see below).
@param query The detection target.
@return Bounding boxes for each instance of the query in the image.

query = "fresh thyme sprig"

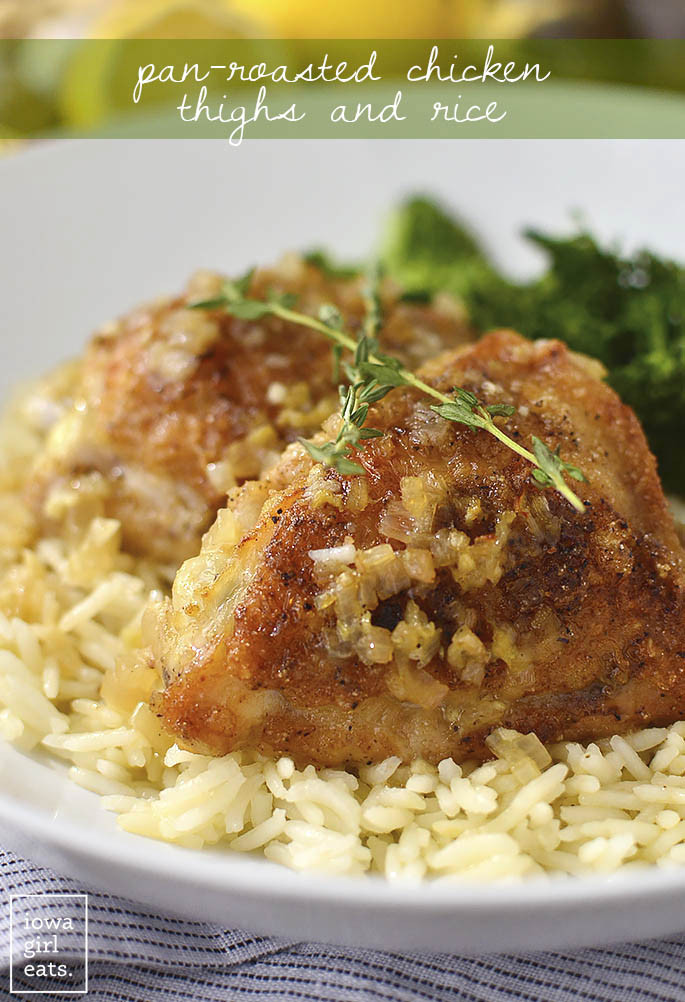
[430,391,586,511]
[190,272,586,512]
[303,384,385,476]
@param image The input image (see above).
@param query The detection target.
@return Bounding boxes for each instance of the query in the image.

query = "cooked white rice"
[3,377,685,882]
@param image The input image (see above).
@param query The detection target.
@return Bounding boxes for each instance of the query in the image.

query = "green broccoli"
[379,195,498,299]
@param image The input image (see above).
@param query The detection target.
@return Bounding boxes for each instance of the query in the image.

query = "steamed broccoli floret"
[380,196,498,299]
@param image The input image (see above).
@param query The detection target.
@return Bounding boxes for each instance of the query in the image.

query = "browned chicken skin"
[150,330,685,768]
[27,259,470,565]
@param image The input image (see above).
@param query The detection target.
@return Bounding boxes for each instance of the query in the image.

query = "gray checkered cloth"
[2,847,685,1001]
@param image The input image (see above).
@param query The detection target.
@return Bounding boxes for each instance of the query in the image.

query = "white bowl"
[1,131,685,953]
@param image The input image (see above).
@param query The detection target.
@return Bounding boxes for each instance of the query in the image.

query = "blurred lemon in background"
[88,0,566,40]
[1,0,628,41]
[61,0,259,127]
[225,0,571,38]
[90,0,257,38]
[226,0,457,38]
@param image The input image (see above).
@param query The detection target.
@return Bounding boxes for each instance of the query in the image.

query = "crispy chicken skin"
[27,258,469,565]
[150,330,685,767]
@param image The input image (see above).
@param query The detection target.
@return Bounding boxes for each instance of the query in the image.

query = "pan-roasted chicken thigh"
[27,258,469,564]
[150,330,685,767]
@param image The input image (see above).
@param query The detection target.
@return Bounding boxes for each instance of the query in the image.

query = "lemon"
[471,0,572,36]
[228,0,459,38]
[224,0,567,40]
[90,0,258,40]
[61,0,261,129]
